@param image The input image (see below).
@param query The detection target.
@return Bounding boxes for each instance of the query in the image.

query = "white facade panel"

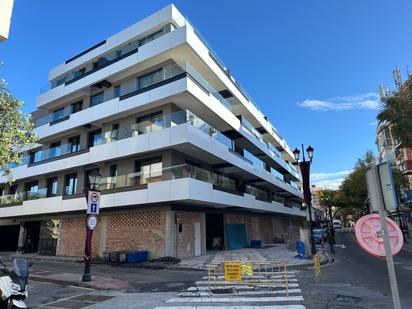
[48,4,183,80]
[0,179,305,219]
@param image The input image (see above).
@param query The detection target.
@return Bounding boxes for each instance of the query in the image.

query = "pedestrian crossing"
[153,270,306,309]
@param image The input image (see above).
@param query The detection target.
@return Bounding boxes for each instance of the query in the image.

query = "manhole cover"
[211,287,235,294]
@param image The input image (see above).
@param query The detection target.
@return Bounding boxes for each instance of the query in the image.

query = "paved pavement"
[176,244,324,270]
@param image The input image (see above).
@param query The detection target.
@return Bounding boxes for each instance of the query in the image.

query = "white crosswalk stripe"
[153,272,306,309]
[154,305,306,309]
[186,284,300,291]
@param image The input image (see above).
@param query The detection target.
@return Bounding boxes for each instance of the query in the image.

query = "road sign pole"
[376,165,402,309]
[378,208,401,309]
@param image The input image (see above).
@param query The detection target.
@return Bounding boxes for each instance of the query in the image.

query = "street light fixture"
[294,144,316,255]
[88,172,101,191]
[82,171,101,282]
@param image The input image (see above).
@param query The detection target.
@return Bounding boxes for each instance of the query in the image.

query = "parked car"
[333,219,342,229]
[313,228,328,244]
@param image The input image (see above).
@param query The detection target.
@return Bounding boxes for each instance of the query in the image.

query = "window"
[114,85,120,98]
[50,141,61,158]
[136,112,163,134]
[47,177,58,197]
[68,135,81,153]
[9,184,17,195]
[138,69,163,90]
[64,173,77,196]
[109,165,117,189]
[71,101,83,114]
[88,129,102,147]
[110,165,118,177]
[85,169,99,190]
[134,157,162,184]
[25,181,39,199]
[52,107,65,121]
[90,92,104,107]
[110,123,119,141]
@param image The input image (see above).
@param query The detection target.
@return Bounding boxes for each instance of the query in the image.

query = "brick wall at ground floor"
[28,208,304,259]
[176,211,205,259]
[105,211,166,259]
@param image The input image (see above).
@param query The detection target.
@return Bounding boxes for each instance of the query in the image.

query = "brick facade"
[57,216,101,257]
[55,209,302,259]
[176,211,205,258]
[105,211,166,259]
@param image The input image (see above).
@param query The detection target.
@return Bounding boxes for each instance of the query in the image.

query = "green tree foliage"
[319,189,339,220]
[336,151,375,217]
[0,79,36,181]
[377,96,412,148]
[391,168,409,202]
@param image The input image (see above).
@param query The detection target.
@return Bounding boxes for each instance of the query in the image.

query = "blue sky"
[1,1,411,188]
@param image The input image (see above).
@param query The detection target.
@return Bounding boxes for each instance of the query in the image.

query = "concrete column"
[98,216,108,257]
[164,210,176,257]
[16,223,25,253]
[201,212,206,255]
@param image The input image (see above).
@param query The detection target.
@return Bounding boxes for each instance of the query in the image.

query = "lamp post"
[293,144,316,255]
[82,171,101,282]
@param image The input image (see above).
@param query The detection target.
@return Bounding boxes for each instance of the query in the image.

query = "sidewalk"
[174,244,329,271]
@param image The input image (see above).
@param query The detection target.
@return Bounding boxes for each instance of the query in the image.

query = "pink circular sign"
[355,214,403,257]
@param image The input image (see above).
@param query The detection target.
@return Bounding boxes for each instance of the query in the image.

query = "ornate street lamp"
[82,170,101,282]
[293,144,316,255]
[88,171,101,191]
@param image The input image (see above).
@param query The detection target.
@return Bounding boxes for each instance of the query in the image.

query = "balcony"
[40,23,176,93]
[0,189,48,206]
[16,110,232,169]
[0,163,299,210]
[35,61,233,128]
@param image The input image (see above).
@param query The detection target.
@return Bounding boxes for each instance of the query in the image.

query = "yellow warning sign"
[313,253,321,278]
[224,262,242,281]
[241,263,254,277]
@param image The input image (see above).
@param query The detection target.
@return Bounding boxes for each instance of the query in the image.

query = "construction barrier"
[207,260,289,296]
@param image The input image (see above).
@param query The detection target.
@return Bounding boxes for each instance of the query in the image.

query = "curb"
[29,275,127,291]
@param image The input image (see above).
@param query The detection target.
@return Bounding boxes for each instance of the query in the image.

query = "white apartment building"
[0,5,305,258]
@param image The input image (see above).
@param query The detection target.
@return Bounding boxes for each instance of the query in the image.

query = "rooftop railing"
[40,24,176,94]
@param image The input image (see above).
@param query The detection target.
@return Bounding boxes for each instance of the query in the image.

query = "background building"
[0,5,306,259]
[0,0,14,41]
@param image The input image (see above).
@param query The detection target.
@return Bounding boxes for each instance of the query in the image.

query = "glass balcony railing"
[245,185,269,201]
[40,24,176,93]
[95,110,233,150]
[13,143,83,167]
[98,163,237,192]
[0,163,300,207]
[0,189,48,206]
[35,61,234,128]
[11,110,233,169]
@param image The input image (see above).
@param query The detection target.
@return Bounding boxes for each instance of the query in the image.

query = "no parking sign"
[87,190,101,215]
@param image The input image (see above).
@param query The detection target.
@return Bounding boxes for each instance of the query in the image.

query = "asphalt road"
[299,231,412,308]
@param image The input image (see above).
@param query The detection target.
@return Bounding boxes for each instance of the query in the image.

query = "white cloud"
[298,93,380,111]
[310,170,352,190]
[368,121,378,126]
